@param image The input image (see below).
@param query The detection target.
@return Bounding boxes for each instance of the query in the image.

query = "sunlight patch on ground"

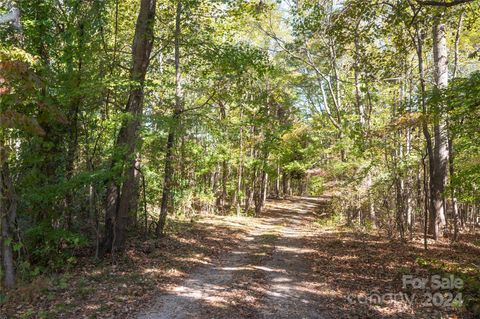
[271,276,292,283]
[216,266,251,271]
[275,245,316,253]
[143,268,163,275]
[214,265,287,273]
[332,255,359,261]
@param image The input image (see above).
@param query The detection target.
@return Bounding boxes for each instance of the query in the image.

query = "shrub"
[24,222,87,272]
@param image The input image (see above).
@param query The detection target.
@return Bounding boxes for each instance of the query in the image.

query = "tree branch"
[417,0,474,7]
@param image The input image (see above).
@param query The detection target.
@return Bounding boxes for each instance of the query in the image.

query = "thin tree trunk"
[65,20,85,230]
[450,11,463,241]
[422,152,429,250]
[157,129,175,232]
[406,128,414,238]
[131,155,142,228]
[157,1,182,236]
[261,170,268,208]
[395,176,405,240]
[254,167,261,216]
[218,101,228,212]
[354,24,365,128]
[282,172,288,198]
[275,164,280,199]
[452,12,463,79]
[393,86,405,240]
[221,160,228,210]
[236,108,244,216]
[413,26,435,241]
[1,150,16,289]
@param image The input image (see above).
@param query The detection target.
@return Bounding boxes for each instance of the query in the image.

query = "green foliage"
[0,292,8,305]
[462,274,480,312]
[315,212,342,227]
[415,256,480,313]
[447,72,480,203]
[24,223,87,272]
[1,3,479,312]
[308,176,324,196]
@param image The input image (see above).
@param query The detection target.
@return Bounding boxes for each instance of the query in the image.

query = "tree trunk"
[430,18,448,239]
[65,20,85,230]
[422,152,429,250]
[354,22,365,128]
[221,160,228,210]
[1,145,17,289]
[412,25,434,244]
[452,11,463,79]
[157,1,182,237]
[157,129,175,236]
[450,11,463,241]
[261,170,268,209]
[102,0,156,252]
[275,165,280,198]
[217,101,228,212]
[254,167,262,216]
[235,108,244,216]
[395,176,405,240]
[0,4,21,288]
[406,127,414,238]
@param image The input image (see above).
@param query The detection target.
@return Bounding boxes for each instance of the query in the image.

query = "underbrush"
[0,215,247,319]
[315,212,343,227]
[415,256,480,315]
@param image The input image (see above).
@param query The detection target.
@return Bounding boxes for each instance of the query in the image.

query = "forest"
[0,0,479,318]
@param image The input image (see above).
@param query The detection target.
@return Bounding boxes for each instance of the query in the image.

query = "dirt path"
[134,196,478,319]
[137,197,329,319]
[3,197,475,318]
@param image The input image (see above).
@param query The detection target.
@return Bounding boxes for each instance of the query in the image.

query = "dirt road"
[137,197,329,319]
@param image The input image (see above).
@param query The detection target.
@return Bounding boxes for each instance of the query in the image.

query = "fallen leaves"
[2,198,478,318]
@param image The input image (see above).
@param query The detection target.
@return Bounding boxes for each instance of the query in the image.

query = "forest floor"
[2,197,479,319]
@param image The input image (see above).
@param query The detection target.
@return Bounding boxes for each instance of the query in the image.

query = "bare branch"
[417,0,474,7]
